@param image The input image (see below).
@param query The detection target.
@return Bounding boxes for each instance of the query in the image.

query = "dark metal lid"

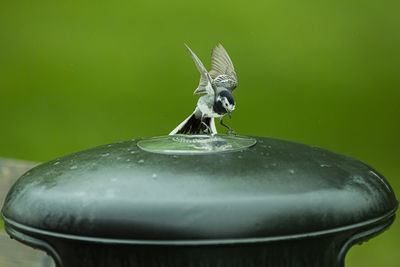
[1,135,397,244]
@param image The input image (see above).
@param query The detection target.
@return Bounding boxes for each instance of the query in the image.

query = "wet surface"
[0,158,55,267]
[137,134,257,154]
[2,136,396,242]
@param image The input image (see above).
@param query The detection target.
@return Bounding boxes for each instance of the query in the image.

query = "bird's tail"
[169,113,216,135]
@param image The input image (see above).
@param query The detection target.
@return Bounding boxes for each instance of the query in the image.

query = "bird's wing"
[184,44,215,96]
[209,43,237,91]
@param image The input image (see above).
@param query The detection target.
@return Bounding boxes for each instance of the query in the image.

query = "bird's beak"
[228,111,232,119]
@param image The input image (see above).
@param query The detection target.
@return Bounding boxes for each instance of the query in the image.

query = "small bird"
[170,43,238,135]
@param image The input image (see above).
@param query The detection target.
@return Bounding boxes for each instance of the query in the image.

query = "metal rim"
[1,204,397,246]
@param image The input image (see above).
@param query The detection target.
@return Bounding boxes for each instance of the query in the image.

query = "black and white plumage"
[170,43,238,135]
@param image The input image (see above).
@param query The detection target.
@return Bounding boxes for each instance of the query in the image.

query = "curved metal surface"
[337,214,396,267]
[1,136,398,243]
[1,205,397,245]
[4,223,63,267]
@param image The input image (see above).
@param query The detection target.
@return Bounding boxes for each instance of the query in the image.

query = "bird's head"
[216,90,235,118]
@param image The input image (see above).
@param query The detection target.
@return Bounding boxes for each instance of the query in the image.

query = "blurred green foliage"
[0,0,399,265]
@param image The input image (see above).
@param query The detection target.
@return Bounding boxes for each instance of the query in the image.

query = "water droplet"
[238,155,243,159]
[152,173,157,178]
[101,153,110,157]
[130,151,136,154]
[138,159,144,163]
[53,161,60,166]
[70,165,78,170]
[107,144,113,147]
[271,163,277,167]
[126,159,131,162]
[267,145,272,148]
[320,164,331,168]
[289,169,295,174]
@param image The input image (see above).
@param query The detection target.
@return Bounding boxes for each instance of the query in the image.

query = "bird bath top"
[137,135,257,154]
[1,135,397,244]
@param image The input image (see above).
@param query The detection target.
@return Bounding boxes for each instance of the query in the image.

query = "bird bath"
[137,134,257,154]
[1,135,397,267]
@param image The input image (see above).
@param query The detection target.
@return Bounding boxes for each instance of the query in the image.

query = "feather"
[184,44,215,96]
[169,112,216,135]
[209,43,237,91]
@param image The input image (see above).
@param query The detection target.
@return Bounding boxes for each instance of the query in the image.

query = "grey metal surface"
[1,136,397,243]
[0,158,54,267]
[0,158,37,208]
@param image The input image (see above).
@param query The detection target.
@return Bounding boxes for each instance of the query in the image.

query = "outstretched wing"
[209,43,237,91]
[184,44,215,96]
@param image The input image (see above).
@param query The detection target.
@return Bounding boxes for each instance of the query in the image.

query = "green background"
[0,0,399,265]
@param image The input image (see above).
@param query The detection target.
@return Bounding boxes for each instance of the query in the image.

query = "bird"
[169,43,238,135]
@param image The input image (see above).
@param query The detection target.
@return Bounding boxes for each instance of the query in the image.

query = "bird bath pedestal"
[1,135,398,267]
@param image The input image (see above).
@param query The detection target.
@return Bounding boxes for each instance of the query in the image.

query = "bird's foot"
[201,121,212,135]
[219,118,236,136]
[226,127,237,136]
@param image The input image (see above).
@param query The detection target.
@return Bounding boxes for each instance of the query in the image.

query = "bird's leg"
[201,117,212,135]
[219,117,237,135]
